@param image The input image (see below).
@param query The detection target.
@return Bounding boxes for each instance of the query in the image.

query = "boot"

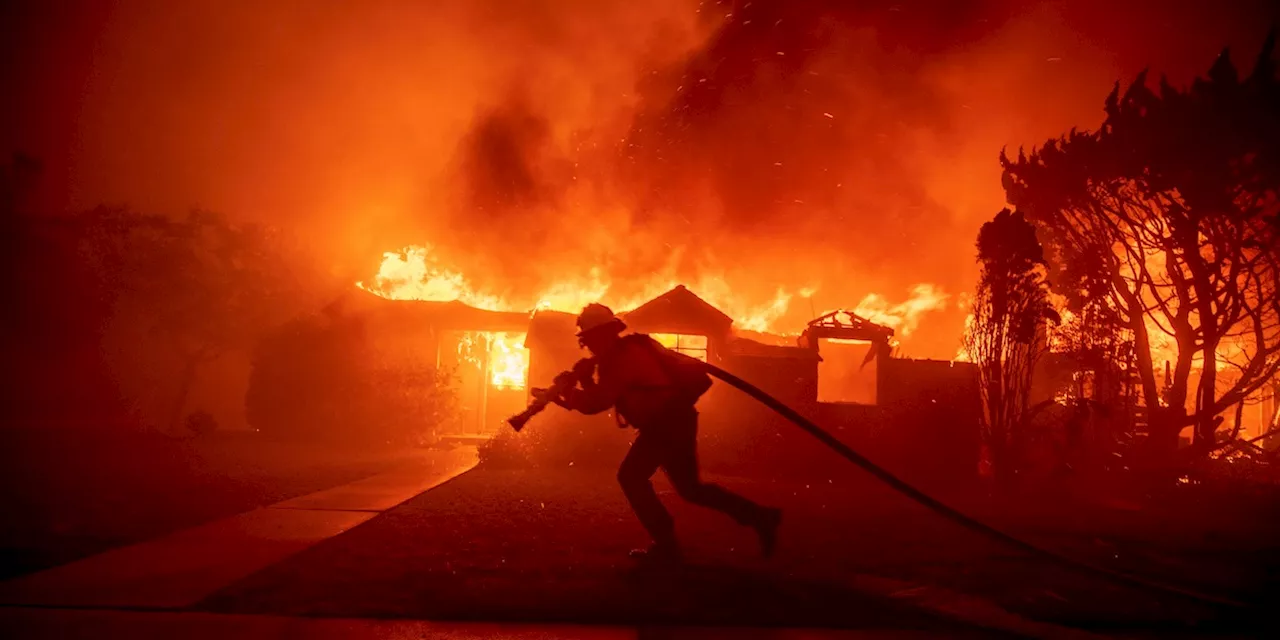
[753,507,783,558]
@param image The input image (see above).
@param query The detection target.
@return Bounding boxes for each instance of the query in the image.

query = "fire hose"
[508,355,1247,609]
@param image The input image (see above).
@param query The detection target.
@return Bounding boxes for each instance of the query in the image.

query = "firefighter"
[553,303,782,564]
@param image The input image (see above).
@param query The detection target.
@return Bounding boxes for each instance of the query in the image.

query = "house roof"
[526,309,578,347]
[620,285,734,336]
[334,290,531,333]
[726,335,819,360]
[802,309,894,343]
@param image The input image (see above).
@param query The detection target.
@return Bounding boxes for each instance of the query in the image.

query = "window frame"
[652,332,709,362]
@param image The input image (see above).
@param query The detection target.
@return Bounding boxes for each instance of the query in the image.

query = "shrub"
[184,410,218,436]
[246,316,459,445]
[478,412,630,470]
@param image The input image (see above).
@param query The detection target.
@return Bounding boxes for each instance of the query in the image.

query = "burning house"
[525,287,977,485]
[292,283,980,485]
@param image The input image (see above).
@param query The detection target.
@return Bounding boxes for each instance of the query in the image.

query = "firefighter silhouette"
[552,303,782,563]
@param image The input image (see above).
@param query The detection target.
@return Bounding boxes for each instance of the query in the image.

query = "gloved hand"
[572,358,596,383]
[553,370,578,389]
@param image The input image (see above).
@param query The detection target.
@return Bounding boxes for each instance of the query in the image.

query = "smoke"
[5,0,1278,357]
[426,0,1278,355]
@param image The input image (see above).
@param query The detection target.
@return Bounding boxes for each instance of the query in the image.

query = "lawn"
[198,462,1280,634]
[0,427,420,580]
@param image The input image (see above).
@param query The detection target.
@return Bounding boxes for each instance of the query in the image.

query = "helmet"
[576,303,626,337]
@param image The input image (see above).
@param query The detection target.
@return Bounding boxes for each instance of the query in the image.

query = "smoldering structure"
[286,285,980,488]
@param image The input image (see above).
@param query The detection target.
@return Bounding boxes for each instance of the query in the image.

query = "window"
[817,338,877,404]
[652,333,708,362]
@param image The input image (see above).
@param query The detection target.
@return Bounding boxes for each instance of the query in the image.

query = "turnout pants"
[618,409,766,546]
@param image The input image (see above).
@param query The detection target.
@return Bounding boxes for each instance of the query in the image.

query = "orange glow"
[488,332,529,390]
[359,245,948,340]
[29,1,1270,372]
[1121,247,1242,373]
[455,330,530,390]
[652,333,709,361]
[359,245,506,311]
[852,284,950,338]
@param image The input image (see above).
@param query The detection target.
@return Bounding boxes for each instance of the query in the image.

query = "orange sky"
[3,0,1277,357]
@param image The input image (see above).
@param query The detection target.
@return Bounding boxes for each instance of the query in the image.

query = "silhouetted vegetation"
[2,154,325,432]
[963,208,1056,485]
[81,207,315,431]
[1002,34,1280,463]
[4,158,132,426]
[247,315,460,446]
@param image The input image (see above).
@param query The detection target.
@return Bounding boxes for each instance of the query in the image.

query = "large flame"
[454,330,530,390]
[360,244,949,340]
[488,332,529,390]
[363,245,507,311]
[852,284,950,338]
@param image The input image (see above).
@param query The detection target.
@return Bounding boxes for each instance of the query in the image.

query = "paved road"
[0,449,1099,638]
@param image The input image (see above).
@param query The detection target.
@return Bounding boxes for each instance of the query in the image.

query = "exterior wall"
[517,299,980,486]
[875,358,981,485]
[696,352,981,489]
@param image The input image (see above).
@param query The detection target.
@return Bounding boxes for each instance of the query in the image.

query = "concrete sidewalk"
[0,446,478,610]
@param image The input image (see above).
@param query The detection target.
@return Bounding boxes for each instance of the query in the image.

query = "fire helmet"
[575,303,627,337]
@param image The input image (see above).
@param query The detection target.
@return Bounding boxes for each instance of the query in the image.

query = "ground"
[5,426,1279,636]
[0,428,417,580]
[197,464,1280,634]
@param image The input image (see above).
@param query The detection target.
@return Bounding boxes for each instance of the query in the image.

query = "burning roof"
[357,244,951,349]
[621,285,734,337]
[804,309,895,344]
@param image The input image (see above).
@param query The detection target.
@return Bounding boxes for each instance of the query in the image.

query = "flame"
[488,332,529,390]
[359,244,819,332]
[853,284,950,337]
[455,331,529,390]
[652,333,709,361]
[359,245,506,311]
[359,245,948,344]
[1121,249,1242,374]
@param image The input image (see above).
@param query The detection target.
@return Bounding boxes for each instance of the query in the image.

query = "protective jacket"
[562,335,694,429]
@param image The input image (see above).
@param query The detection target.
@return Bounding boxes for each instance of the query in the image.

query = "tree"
[1002,34,1280,460]
[963,208,1056,484]
[82,208,313,432]
[3,158,132,426]
[0,152,41,216]
[246,314,460,445]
